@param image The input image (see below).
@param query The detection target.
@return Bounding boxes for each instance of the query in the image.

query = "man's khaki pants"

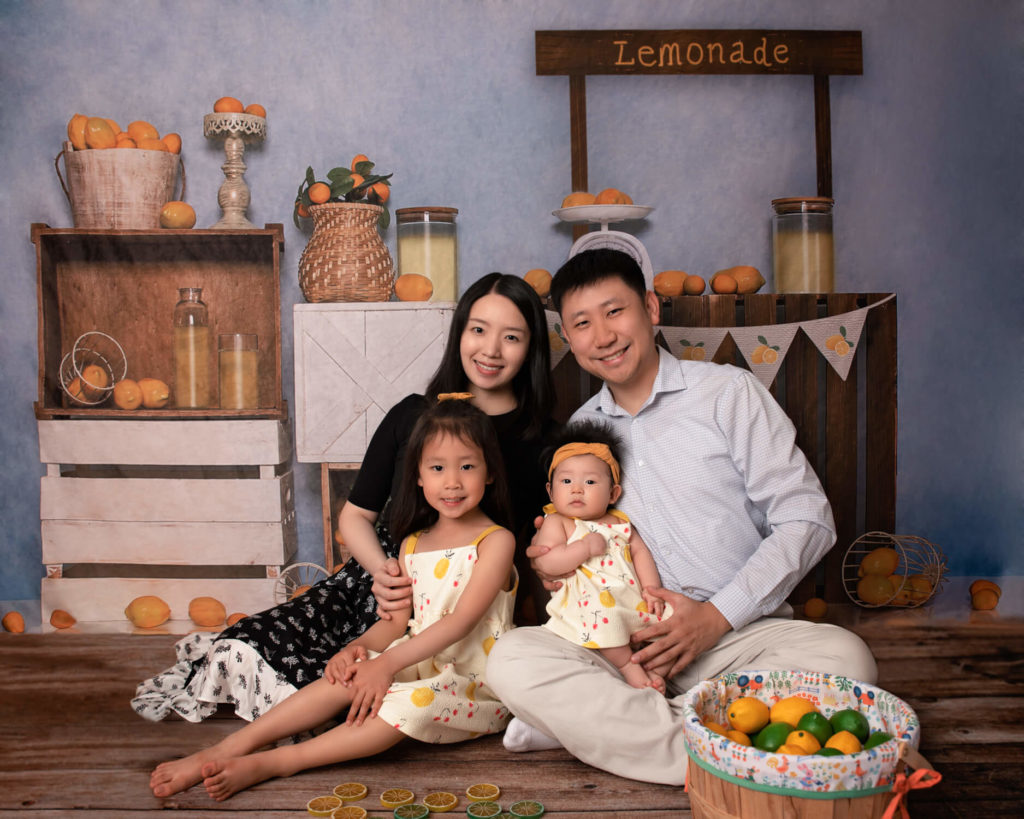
[487,615,877,785]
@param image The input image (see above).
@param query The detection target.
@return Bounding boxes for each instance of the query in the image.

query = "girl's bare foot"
[202,755,278,801]
[150,749,218,797]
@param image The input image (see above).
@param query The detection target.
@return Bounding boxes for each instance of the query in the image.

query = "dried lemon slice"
[423,791,458,812]
[509,800,545,819]
[333,782,369,803]
[466,802,502,818]
[331,807,368,819]
[466,783,501,802]
[306,794,343,816]
[380,788,416,808]
[394,805,430,819]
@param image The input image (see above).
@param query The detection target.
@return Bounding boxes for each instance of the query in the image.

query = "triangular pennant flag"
[730,324,801,389]
[544,309,572,369]
[658,326,731,362]
[801,306,869,381]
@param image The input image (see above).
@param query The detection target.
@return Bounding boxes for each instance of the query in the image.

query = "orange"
[138,137,168,152]
[859,547,899,577]
[379,788,415,808]
[214,96,244,113]
[561,191,596,207]
[67,114,89,150]
[188,597,226,627]
[970,579,1001,598]
[394,273,433,302]
[653,270,688,297]
[333,782,369,803]
[762,348,778,364]
[683,274,706,295]
[138,377,170,408]
[305,794,343,816]
[349,173,365,191]
[226,612,248,626]
[524,268,552,298]
[711,273,738,294]
[80,364,109,400]
[466,784,500,802]
[594,187,632,205]
[803,597,828,618]
[103,118,122,136]
[726,729,752,746]
[161,133,182,154]
[423,791,458,812]
[289,584,312,600]
[904,574,933,604]
[244,102,266,117]
[50,609,76,629]
[112,378,143,410]
[331,807,367,819]
[703,720,727,736]
[160,201,196,229]
[84,117,117,149]
[2,611,26,633]
[127,120,159,142]
[972,589,999,610]
[857,574,895,605]
[308,182,331,204]
[350,153,369,171]
[116,136,138,149]
[368,181,390,204]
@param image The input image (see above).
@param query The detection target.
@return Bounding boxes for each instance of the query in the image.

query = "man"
[486,248,876,785]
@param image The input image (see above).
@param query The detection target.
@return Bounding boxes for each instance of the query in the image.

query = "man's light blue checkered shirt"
[571,347,835,631]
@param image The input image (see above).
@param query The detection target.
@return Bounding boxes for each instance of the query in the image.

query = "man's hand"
[629,588,731,679]
[371,557,413,620]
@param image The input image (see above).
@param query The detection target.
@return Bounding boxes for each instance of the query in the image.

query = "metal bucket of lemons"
[682,669,940,818]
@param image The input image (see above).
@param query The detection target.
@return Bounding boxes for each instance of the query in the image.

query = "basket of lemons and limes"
[683,669,940,818]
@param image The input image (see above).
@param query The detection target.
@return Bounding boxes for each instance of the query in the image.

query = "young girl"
[534,421,671,692]
[150,398,518,801]
[133,274,553,724]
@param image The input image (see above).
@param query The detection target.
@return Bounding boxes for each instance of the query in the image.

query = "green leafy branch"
[293,158,393,230]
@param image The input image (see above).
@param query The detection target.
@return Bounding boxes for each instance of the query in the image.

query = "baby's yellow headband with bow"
[548,442,621,485]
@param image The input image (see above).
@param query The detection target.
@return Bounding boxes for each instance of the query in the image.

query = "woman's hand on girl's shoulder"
[372,555,414,620]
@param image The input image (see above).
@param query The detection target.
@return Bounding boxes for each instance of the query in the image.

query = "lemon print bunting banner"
[658,327,731,363]
[729,323,801,388]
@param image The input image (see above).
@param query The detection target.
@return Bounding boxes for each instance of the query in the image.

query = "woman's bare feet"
[202,754,279,801]
[150,749,218,797]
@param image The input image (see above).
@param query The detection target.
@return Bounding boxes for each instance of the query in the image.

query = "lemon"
[776,743,807,755]
[466,784,501,802]
[859,547,899,577]
[727,696,770,734]
[769,696,818,727]
[825,729,863,754]
[380,789,415,809]
[703,720,728,736]
[306,795,343,816]
[856,574,895,605]
[785,729,821,754]
[422,791,457,812]
[333,782,368,802]
[726,729,751,746]
[829,708,870,743]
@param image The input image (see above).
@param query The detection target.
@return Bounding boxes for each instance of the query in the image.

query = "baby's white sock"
[502,717,564,752]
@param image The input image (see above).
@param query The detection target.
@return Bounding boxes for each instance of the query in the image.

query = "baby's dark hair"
[543,419,624,480]
[388,398,513,543]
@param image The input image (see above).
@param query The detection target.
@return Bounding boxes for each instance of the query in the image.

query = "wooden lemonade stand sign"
[536,28,862,236]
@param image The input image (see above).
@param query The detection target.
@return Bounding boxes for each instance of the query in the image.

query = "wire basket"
[273,562,330,604]
[842,532,948,608]
[60,331,127,406]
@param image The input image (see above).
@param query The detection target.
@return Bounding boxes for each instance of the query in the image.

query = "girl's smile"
[417,431,491,519]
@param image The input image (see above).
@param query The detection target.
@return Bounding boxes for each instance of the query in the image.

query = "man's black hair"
[550,248,647,314]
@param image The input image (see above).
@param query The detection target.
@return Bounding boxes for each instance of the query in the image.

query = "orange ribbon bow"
[437,392,474,402]
[881,768,942,819]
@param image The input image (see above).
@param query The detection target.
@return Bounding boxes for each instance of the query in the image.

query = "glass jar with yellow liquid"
[771,197,835,293]
[395,207,458,301]
[219,333,259,409]
[173,287,211,408]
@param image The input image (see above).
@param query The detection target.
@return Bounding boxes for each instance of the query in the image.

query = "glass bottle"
[395,207,459,301]
[771,197,835,293]
[173,287,211,408]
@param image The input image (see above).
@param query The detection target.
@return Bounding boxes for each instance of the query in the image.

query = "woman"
[133,273,555,723]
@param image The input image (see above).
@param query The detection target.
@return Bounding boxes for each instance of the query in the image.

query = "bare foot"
[202,755,277,801]
[619,660,665,694]
[150,749,217,797]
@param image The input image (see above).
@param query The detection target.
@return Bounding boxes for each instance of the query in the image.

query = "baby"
[533,420,671,691]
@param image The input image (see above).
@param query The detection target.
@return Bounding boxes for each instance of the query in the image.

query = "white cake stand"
[203,112,267,229]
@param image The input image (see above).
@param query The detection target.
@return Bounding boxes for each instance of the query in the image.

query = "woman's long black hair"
[425,273,553,439]
[388,398,513,545]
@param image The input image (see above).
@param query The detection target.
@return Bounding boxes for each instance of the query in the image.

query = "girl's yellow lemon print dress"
[374,525,516,743]
[543,510,671,649]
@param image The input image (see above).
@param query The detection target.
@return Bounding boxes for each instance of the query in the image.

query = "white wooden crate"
[293,302,454,462]
[37,418,296,632]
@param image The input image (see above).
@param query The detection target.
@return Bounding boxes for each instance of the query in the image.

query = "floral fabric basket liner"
[683,669,940,799]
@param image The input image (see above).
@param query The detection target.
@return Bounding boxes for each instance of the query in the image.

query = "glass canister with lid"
[395,206,458,302]
[771,197,835,293]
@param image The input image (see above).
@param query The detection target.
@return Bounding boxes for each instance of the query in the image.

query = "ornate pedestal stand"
[203,112,267,229]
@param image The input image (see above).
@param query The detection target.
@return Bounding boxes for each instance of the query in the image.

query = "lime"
[864,730,893,749]
[395,806,431,819]
[816,747,843,757]
[466,802,502,818]
[829,709,870,743]
[796,712,834,746]
[753,721,793,752]
[509,801,545,819]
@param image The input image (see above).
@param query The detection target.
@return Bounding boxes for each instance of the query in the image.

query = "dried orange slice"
[380,788,416,809]
[331,807,368,819]
[466,802,502,818]
[466,784,501,802]
[509,800,545,819]
[422,791,458,812]
[306,794,343,816]
[333,782,368,803]
[393,805,430,819]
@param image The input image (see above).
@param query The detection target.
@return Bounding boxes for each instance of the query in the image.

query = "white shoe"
[502,717,564,752]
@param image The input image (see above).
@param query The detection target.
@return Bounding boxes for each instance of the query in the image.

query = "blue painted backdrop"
[1,0,1020,601]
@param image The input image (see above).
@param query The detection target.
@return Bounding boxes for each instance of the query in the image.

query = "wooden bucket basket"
[55,142,184,230]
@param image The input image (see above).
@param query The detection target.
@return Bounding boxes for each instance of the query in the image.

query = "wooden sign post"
[536,29,863,236]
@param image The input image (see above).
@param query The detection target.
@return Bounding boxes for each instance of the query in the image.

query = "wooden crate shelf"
[32,223,285,419]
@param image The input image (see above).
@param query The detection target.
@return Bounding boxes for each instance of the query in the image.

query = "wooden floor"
[1,607,1022,817]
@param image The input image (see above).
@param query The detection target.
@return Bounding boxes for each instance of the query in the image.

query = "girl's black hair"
[425,273,554,439]
[542,419,624,479]
[388,398,513,544]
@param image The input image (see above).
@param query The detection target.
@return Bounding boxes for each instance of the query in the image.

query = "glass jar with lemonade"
[395,206,459,302]
[172,287,211,408]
